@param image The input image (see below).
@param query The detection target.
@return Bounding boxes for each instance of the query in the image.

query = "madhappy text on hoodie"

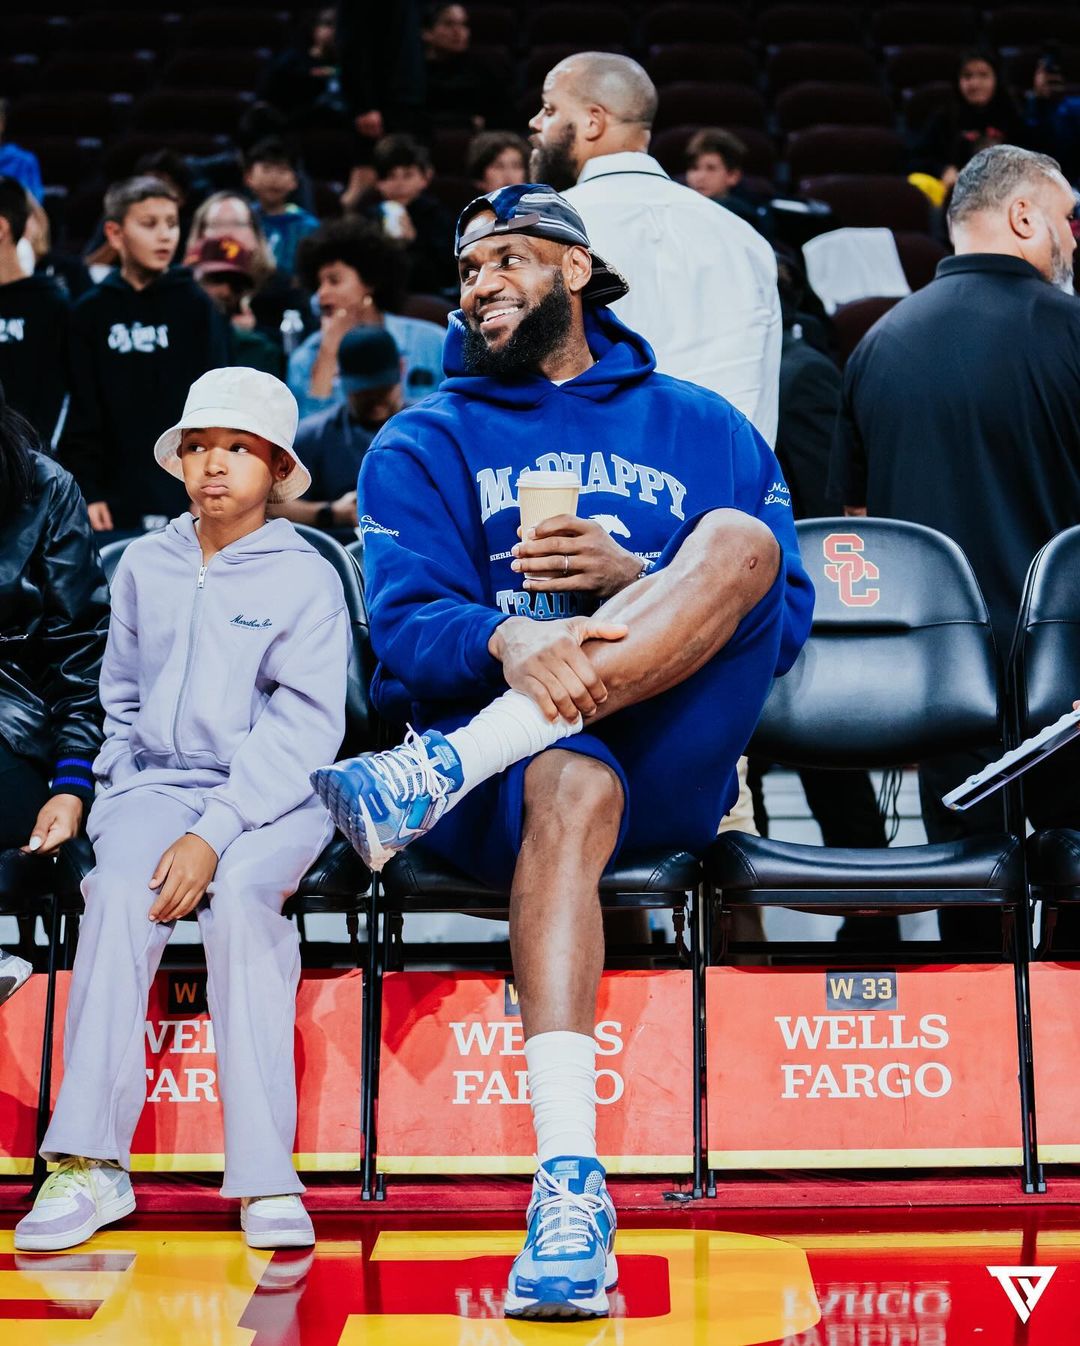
[95,514,349,858]
[357,304,814,723]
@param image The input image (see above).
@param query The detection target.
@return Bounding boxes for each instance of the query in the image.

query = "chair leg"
[32,891,64,1194]
[1011,897,1046,1194]
[360,875,386,1202]
[691,883,706,1199]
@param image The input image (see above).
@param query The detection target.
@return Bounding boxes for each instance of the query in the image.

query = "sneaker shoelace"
[38,1156,96,1203]
[529,1165,607,1259]
[366,726,454,807]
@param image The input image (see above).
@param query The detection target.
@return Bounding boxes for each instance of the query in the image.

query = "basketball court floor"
[3,1174,1080,1343]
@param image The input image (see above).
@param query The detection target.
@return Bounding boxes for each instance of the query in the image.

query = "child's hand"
[22,794,84,856]
[148,834,219,922]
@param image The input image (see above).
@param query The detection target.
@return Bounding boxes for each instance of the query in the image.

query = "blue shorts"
[419,515,788,889]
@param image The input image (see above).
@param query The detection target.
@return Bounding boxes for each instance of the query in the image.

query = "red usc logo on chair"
[822,533,881,607]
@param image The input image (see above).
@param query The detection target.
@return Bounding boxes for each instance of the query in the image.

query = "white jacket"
[563,152,781,445]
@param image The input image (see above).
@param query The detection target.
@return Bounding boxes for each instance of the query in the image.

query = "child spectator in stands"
[0,178,70,447]
[194,236,285,378]
[0,385,108,1002]
[913,50,1025,187]
[289,218,444,417]
[60,176,231,533]
[467,130,530,194]
[16,367,348,1254]
[1025,45,1080,185]
[353,134,456,293]
[275,326,402,532]
[244,140,321,280]
[422,3,512,131]
[685,129,773,239]
[261,6,349,132]
[0,101,42,202]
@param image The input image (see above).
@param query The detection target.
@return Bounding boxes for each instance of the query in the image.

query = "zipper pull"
[197,564,207,589]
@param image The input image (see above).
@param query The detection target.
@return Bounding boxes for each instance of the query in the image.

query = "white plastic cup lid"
[516,468,582,489]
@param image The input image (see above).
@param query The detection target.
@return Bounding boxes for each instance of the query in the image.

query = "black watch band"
[315,503,334,530]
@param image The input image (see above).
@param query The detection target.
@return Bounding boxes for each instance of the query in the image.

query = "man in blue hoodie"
[314,184,813,1320]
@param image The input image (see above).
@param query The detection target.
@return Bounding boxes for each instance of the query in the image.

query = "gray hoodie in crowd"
[94,513,349,856]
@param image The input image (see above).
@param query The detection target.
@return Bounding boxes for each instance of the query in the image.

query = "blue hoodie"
[96,514,349,857]
[358,306,814,722]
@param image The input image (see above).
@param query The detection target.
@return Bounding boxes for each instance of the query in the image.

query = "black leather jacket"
[0,453,109,800]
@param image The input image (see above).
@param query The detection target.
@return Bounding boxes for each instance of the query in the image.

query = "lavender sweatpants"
[41,785,333,1197]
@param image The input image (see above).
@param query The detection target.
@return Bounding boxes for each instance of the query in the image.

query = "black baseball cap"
[338,327,401,394]
[454,183,630,306]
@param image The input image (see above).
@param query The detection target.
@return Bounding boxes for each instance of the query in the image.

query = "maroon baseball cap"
[193,235,255,283]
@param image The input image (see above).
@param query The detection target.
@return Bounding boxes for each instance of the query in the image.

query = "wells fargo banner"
[1031,962,1080,1164]
[0,969,362,1174]
[377,969,694,1174]
[707,965,1022,1169]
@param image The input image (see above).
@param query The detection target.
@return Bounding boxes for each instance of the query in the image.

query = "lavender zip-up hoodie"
[94,513,348,857]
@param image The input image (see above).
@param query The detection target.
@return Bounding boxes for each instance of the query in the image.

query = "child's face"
[378,164,430,205]
[245,161,297,210]
[178,426,293,519]
[480,148,527,193]
[106,197,180,275]
[686,153,741,200]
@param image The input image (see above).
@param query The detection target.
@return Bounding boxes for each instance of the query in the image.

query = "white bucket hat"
[153,367,312,504]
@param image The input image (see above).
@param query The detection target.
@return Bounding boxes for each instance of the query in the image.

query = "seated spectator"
[685,129,773,239]
[467,130,530,194]
[353,133,456,292]
[24,193,92,301]
[60,175,230,533]
[184,191,276,284]
[193,236,285,378]
[0,178,70,447]
[276,326,402,532]
[0,100,42,202]
[0,387,108,1001]
[1025,45,1080,184]
[260,6,349,131]
[422,3,513,130]
[244,140,321,279]
[912,50,1025,186]
[289,218,444,417]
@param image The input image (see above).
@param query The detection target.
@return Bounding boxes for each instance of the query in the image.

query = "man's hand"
[332,490,358,528]
[88,500,114,531]
[22,794,84,856]
[844,505,868,517]
[489,615,629,721]
[148,834,219,923]
[355,109,384,138]
[512,517,643,598]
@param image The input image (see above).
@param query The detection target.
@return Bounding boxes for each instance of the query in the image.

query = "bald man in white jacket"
[530,51,781,446]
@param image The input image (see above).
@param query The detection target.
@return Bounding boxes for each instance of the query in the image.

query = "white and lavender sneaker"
[14,1157,135,1251]
[0,950,32,1005]
[240,1194,315,1249]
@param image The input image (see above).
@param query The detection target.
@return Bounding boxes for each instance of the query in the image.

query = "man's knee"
[522,751,624,842]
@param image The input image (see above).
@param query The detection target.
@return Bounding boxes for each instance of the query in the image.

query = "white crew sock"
[444,689,582,802]
[525,1030,598,1163]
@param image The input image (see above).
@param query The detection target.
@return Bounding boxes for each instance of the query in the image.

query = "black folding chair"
[705,518,1042,1193]
[1013,525,1080,956]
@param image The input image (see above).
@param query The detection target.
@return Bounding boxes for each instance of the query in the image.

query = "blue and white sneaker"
[504,1156,617,1320]
[310,726,464,871]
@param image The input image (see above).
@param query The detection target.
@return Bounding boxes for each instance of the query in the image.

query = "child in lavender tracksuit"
[16,368,349,1253]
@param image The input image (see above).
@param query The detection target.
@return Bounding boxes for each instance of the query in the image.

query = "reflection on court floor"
[3,1211,1080,1343]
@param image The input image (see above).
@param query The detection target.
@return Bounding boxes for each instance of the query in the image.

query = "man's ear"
[1008,195,1037,240]
[580,102,607,146]
[563,243,593,296]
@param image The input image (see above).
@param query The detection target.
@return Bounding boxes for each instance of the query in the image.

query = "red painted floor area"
[4,1176,1080,1342]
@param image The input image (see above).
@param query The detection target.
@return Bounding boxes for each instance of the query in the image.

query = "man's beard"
[529,124,579,192]
[461,273,574,377]
[1049,230,1075,294]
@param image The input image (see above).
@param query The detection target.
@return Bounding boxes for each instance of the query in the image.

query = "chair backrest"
[97,526,374,754]
[800,174,931,230]
[750,518,1001,767]
[1012,524,1080,739]
[787,126,907,179]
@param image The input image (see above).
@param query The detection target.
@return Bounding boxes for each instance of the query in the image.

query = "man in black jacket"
[0,176,69,448]
[59,176,230,532]
[831,143,1080,946]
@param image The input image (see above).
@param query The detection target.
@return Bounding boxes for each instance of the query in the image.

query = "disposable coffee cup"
[516,468,581,584]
